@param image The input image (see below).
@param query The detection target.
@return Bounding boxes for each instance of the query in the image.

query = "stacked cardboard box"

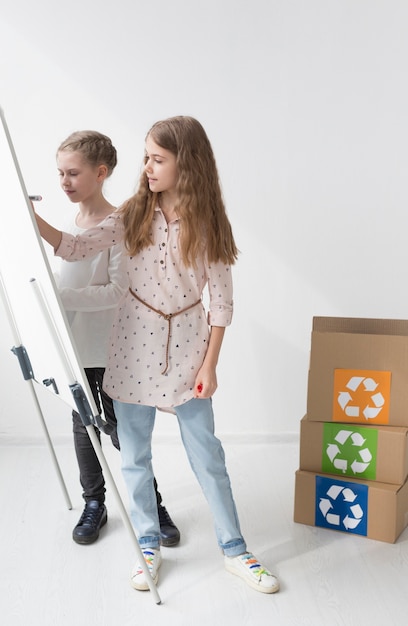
[294,316,408,543]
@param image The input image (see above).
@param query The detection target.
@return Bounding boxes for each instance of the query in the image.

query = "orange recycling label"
[332,369,391,424]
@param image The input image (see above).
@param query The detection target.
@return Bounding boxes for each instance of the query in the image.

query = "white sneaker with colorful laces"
[131,548,162,591]
[225,552,280,594]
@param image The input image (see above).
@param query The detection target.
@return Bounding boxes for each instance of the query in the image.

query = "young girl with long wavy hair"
[35,116,280,595]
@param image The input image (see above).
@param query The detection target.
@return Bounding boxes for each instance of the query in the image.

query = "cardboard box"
[299,415,408,485]
[307,316,408,427]
[294,469,408,543]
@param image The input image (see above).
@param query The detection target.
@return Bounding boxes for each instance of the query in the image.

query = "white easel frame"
[0,107,161,605]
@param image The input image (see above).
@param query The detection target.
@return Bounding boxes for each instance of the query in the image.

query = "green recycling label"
[321,423,378,480]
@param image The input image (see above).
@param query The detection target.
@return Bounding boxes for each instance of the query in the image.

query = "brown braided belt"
[129,287,201,374]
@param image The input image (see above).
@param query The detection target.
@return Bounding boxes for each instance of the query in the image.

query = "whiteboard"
[0,106,98,419]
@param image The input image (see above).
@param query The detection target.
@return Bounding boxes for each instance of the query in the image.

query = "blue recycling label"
[315,475,368,537]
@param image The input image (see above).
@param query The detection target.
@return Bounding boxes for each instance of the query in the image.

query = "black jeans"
[73,367,162,506]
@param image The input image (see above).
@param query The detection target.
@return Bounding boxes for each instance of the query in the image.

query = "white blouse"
[56,214,129,368]
[56,208,234,408]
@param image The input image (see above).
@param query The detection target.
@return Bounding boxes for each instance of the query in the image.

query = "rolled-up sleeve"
[206,261,233,327]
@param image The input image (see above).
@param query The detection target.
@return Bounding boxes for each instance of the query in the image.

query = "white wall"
[1,0,408,442]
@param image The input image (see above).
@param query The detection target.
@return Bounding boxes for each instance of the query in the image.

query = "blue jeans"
[113,397,246,557]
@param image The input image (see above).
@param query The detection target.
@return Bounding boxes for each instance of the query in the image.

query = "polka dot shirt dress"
[56,208,233,409]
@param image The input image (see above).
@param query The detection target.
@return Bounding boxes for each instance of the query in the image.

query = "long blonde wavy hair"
[119,116,239,267]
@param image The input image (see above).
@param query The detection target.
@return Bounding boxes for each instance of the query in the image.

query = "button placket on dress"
[158,222,169,271]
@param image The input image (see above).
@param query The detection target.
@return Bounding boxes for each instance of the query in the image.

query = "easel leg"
[1,272,72,509]
[30,381,73,510]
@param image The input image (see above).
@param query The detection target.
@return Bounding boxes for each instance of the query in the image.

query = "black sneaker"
[72,500,107,545]
[158,504,180,547]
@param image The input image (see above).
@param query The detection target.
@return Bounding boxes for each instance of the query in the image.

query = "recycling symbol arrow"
[326,429,373,474]
[318,484,364,530]
[337,376,385,419]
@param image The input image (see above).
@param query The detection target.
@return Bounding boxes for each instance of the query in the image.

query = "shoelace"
[158,506,173,526]
[241,553,270,577]
[78,504,103,527]
[136,550,156,575]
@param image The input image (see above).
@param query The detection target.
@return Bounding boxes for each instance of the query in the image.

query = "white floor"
[1,431,408,626]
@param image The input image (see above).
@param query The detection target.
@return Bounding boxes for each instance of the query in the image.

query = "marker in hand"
[29,195,42,201]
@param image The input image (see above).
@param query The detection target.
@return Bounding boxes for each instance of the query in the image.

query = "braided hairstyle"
[57,130,117,176]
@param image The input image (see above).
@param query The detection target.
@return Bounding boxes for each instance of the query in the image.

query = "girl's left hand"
[194,368,217,398]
